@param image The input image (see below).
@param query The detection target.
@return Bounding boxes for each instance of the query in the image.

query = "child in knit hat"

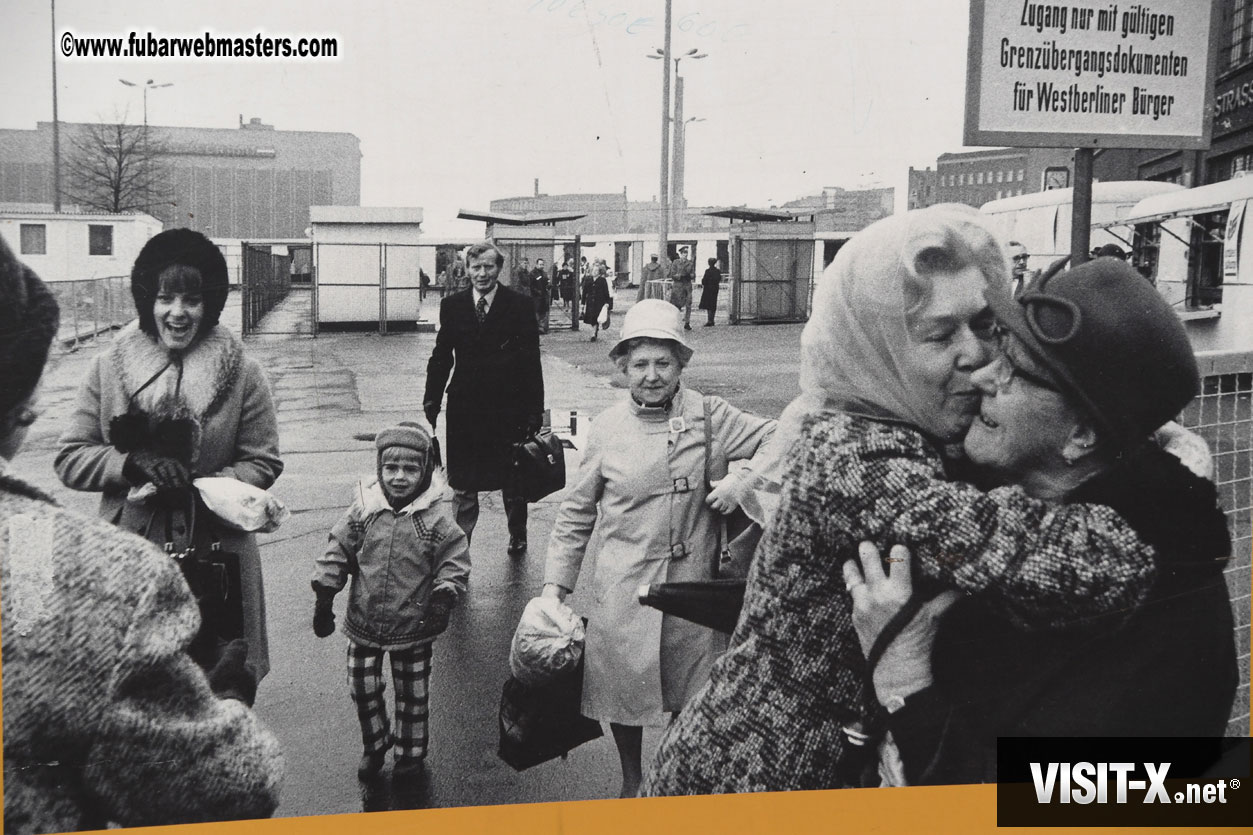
[312,420,470,782]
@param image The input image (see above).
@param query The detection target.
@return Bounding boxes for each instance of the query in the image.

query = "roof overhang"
[702,207,795,222]
[457,209,586,225]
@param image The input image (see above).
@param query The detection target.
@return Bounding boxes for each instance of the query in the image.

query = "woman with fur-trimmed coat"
[56,229,283,683]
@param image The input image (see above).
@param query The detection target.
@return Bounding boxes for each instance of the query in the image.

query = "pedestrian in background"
[424,241,545,556]
[558,259,575,311]
[533,260,551,335]
[669,246,696,330]
[1,236,282,833]
[312,421,470,783]
[1007,240,1036,296]
[698,257,722,326]
[582,264,611,342]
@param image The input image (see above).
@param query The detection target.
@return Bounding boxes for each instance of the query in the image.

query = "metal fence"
[48,276,133,349]
[1183,350,1253,735]
[241,244,292,336]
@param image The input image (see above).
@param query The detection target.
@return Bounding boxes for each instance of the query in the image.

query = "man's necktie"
[476,295,487,323]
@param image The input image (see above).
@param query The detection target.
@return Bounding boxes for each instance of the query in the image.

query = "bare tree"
[62,118,173,217]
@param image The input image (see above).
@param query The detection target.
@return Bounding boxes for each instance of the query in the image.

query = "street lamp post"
[647,45,706,236]
[119,78,173,132]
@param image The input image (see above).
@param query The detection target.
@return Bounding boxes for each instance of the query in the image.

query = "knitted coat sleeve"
[814,416,1156,629]
[80,538,283,825]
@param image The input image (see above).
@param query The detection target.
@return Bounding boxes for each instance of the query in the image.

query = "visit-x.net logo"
[997,738,1250,826]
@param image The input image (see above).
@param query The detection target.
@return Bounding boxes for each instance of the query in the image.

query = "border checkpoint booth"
[456,208,587,330]
[310,206,426,335]
[706,208,816,324]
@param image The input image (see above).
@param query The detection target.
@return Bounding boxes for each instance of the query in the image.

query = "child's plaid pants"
[347,642,432,760]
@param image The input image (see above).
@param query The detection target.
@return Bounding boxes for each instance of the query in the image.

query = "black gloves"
[207,639,258,706]
[526,413,544,435]
[123,449,191,492]
[312,581,337,638]
[415,587,456,641]
[424,406,439,431]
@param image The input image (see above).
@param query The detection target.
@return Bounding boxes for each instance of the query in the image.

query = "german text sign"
[965,0,1221,149]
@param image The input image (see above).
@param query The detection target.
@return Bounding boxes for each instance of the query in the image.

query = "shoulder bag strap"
[703,397,729,575]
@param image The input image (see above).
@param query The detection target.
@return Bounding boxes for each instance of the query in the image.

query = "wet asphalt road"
[18,287,805,819]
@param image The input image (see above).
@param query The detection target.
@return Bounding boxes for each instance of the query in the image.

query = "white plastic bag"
[509,596,585,687]
[194,477,290,533]
[596,303,610,327]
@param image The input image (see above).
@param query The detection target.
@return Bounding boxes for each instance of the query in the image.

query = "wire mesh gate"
[240,243,295,336]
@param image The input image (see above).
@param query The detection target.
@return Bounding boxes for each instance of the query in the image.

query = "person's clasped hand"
[843,542,959,707]
[705,472,749,515]
[123,449,191,492]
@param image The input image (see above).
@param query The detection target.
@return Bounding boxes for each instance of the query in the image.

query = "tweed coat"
[55,322,283,680]
[887,445,1237,784]
[1,470,283,833]
[643,412,1159,795]
[544,387,776,725]
[423,285,544,492]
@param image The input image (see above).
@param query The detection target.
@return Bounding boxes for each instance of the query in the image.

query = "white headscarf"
[761,204,1010,488]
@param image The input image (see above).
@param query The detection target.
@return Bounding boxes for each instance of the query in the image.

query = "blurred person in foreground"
[542,299,776,798]
[0,237,282,834]
[845,257,1235,785]
[644,204,1176,795]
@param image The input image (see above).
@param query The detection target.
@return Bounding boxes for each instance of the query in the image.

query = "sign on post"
[965,0,1221,149]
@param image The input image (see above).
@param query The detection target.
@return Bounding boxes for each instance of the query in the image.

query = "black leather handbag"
[160,497,246,669]
[512,430,566,502]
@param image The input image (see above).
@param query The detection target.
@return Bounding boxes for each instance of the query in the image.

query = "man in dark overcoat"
[424,241,545,556]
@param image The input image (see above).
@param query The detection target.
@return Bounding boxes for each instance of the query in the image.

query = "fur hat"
[131,229,229,338]
[0,235,60,422]
[986,257,1198,448]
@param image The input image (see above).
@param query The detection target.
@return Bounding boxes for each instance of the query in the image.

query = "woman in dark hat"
[844,256,1236,784]
[0,236,282,833]
[56,228,283,683]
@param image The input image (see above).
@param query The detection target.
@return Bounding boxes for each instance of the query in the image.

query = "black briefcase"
[512,430,566,502]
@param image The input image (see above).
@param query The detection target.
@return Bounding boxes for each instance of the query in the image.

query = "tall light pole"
[653,0,673,292]
[51,0,61,211]
[649,47,706,235]
[119,78,173,131]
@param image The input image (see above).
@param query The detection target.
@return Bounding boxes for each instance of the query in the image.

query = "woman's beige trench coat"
[545,386,775,726]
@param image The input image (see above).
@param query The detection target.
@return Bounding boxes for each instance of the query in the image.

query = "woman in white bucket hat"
[542,299,777,797]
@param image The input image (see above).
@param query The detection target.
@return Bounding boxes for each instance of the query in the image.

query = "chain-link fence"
[1181,350,1253,735]
[241,244,293,336]
[48,276,133,350]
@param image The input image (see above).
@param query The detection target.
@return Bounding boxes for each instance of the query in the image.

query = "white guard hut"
[310,206,424,334]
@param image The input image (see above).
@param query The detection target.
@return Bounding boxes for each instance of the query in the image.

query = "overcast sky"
[1,0,975,235]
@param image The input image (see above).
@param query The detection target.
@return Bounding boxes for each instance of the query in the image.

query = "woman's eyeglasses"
[989,329,1059,392]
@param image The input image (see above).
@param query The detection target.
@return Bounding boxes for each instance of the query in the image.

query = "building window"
[1227,0,1253,70]
[958,173,965,185]
[1188,210,1228,308]
[19,224,46,255]
[1018,169,1025,181]
[1231,152,1253,179]
[996,171,1003,183]
[976,172,984,184]
[88,225,113,256]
